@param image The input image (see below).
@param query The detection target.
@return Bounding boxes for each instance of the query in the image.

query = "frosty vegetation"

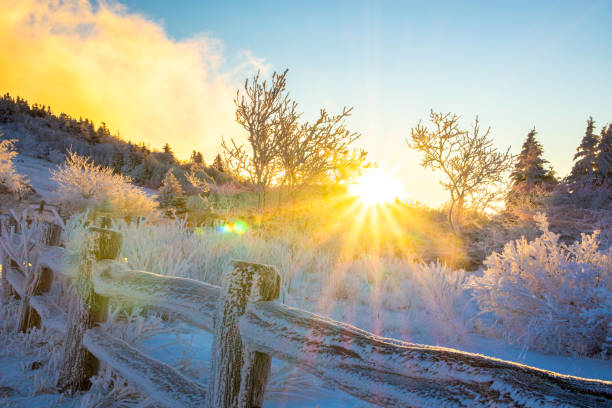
[50,151,156,217]
[473,213,612,357]
[0,93,233,189]
[0,138,30,196]
[57,211,612,360]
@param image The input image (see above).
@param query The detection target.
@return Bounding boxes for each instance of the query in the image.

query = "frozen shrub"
[0,138,30,196]
[51,151,156,217]
[472,213,612,357]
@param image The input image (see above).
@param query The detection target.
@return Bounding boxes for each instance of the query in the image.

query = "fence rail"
[1,217,612,408]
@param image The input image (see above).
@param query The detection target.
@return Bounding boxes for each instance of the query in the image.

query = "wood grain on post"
[40,221,63,247]
[56,227,121,394]
[206,260,280,408]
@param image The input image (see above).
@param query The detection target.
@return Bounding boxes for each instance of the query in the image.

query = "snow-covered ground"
[12,156,59,202]
[2,291,611,408]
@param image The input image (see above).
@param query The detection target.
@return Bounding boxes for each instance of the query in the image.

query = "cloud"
[0,0,255,161]
[234,50,272,76]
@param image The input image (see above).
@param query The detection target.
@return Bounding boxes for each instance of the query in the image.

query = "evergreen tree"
[595,124,612,186]
[158,169,185,211]
[160,143,176,164]
[568,117,599,184]
[190,150,204,164]
[212,153,225,172]
[510,128,556,189]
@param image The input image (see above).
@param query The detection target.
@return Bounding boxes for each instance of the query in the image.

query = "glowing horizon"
[348,168,406,206]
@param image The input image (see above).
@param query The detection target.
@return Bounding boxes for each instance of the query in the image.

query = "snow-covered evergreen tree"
[158,169,185,211]
[595,124,612,186]
[510,128,556,189]
[506,128,555,208]
[568,117,599,185]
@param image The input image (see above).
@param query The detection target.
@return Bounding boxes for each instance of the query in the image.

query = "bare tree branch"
[408,110,514,230]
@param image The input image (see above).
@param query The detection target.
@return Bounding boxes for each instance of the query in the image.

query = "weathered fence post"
[16,221,63,332]
[0,214,18,299]
[1,248,11,300]
[56,227,122,394]
[207,261,281,408]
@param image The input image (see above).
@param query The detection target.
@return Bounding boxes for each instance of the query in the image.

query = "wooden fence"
[1,215,612,407]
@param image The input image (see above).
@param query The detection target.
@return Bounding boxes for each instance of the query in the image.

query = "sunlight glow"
[219,220,248,234]
[348,168,405,206]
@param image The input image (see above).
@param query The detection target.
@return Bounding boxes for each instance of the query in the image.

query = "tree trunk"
[448,200,456,232]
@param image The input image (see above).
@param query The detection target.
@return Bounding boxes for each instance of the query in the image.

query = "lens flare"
[348,168,405,206]
[218,220,248,234]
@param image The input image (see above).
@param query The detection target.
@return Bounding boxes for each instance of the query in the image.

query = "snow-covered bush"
[0,138,30,196]
[472,213,612,357]
[51,151,156,217]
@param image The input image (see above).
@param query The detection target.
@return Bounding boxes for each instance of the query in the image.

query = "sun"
[348,168,405,206]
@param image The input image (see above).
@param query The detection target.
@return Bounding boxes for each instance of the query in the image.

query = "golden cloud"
[0,0,246,160]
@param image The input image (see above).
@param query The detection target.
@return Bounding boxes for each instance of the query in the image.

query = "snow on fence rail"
[1,216,612,408]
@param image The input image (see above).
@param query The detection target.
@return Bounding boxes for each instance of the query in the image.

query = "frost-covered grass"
[0,295,176,408]
[59,215,474,345]
[62,212,612,358]
[472,213,612,357]
[51,151,157,218]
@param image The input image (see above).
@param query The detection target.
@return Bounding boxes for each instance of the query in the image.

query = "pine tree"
[568,117,599,184]
[595,124,612,186]
[160,143,176,164]
[510,128,556,189]
[158,169,185,211]
[212,154,225,172]
[190,150,204,164]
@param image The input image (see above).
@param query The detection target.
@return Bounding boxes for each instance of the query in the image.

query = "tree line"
[508,116,612,194]
[0,93,230,189]
[409,110,612,230]
[2,84,610,227]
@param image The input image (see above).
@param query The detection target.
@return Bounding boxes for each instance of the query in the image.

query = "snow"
[138,322,379,408]
[2,294,611,407]
[12,156,59,202]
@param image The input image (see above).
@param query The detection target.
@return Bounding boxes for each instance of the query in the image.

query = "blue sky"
[121,0,612,204]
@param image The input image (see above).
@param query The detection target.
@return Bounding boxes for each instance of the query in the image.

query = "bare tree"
[222,69,291,208]
[277,106,365,193]
[408,110,513,231]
